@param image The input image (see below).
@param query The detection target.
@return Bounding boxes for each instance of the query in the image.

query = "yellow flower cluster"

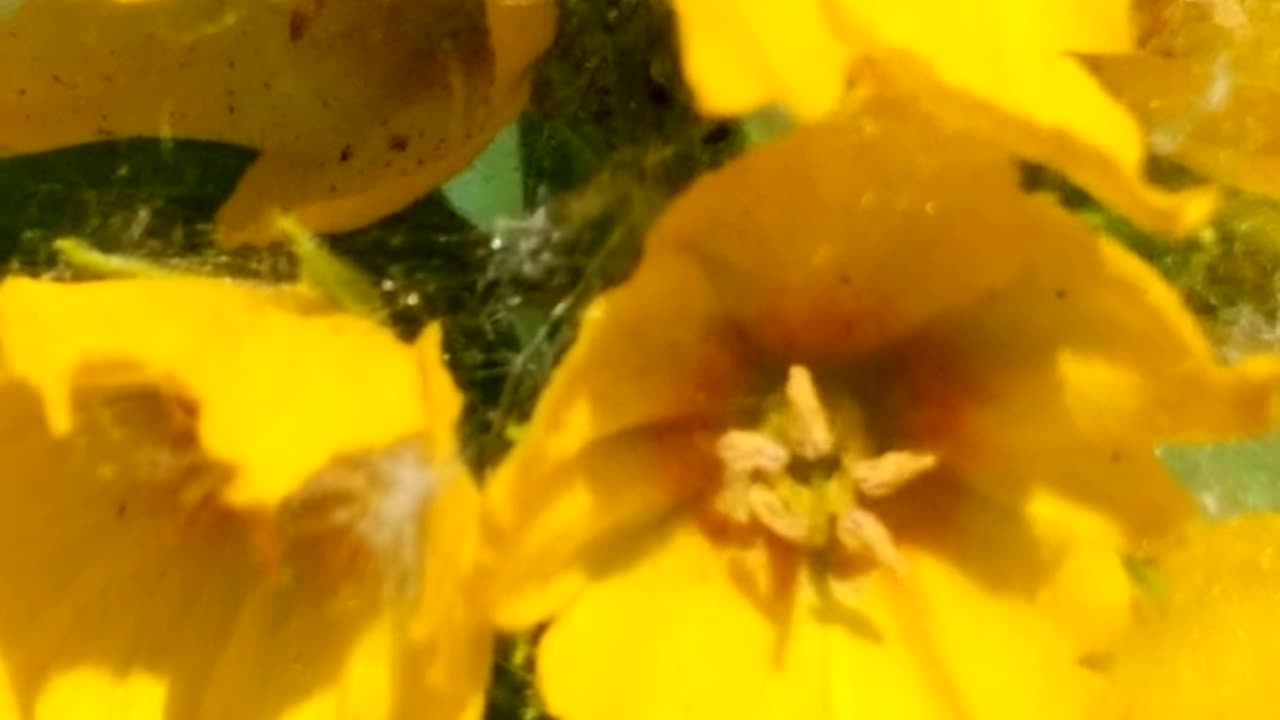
[3,1,1280,720]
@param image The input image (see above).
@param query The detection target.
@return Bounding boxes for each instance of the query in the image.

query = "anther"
[783,365,835,459]
[716,429,790,474]
[837,507,906,574]
[748,483,818,548]
[845,449,938,498]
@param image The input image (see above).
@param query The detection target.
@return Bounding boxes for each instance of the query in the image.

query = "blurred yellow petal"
[1102,514,1280,720]
[0,0,556,243]
[0,278,483,720]
[669,0,1213,236]
[37,670,168,720]
[669,0,854,121]
[0,277,424,508]
[410,469,491,720]
[1095,0,1280,200]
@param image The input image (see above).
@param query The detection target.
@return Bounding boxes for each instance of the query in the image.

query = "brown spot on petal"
[387,134,411,153]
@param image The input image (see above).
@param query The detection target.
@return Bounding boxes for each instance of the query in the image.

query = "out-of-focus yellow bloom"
[1101,514,1280,720]
[669,0,1215,237]
[1094,0,1280,201]
[0,0,556,244]
[0,277,489,720]
[481,97,1280,720]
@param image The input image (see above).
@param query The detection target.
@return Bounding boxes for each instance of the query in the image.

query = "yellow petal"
[409,437,492,720]
[0,380,263,720]
[1102,514,1280,720]
[0,0,556,243]
[414,323,465,467]
[886,479,1136,668]
[482,250,755,628]
[643,97,1042,363]
[0,326,483,720]
[896,226,1280,445]
[537,495,1113,720]
[199,565,392,720]
[871,230,1274,543]
[536,515,954,720]
[36,670,169,720]
[0,276,425,509]
[886,547,1105,720]
[669,0,855,121]
[668,0,1210,235]
[1094,1,1280,200]
[485,424,721,629]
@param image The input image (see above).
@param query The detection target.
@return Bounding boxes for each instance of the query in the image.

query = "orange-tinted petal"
[877,229,1280,543]
[0,0,556,243]
[644,97,1042,363]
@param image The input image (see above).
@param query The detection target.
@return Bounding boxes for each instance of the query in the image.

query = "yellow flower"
[1094,0,1280,201]
[1101,514,1280,720]
[0,0,556,244]
[481,98,1280,720]
[0,276,489,720]
[668,0,1215,237]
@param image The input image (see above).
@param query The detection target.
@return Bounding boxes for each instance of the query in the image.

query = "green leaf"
[443,122,524,231]
[1160,431,1280,517]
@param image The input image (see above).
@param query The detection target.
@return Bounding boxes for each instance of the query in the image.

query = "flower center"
[713,365,937,573]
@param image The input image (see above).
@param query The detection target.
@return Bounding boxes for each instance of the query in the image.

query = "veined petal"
[0,277,425,508]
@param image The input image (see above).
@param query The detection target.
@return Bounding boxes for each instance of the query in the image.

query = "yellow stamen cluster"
[714,365,937,573]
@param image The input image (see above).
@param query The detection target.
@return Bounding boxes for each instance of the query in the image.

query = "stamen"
[747,483,818,548]
[836,507,906,574]
[714,429,790,524]
[716,429,790,474]
[783,365,834,459]
[710,365,934,578]
[845,449,939,498]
